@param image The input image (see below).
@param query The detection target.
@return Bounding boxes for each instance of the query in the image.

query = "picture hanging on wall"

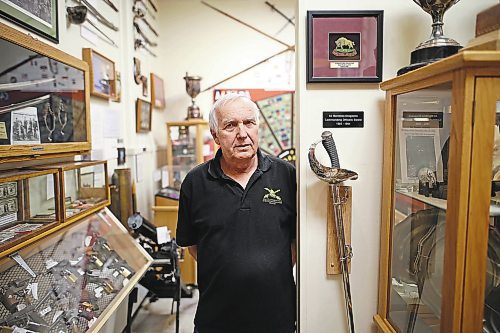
[0,0,59,43]
[136,98,152,133]
[151,73,165,109]
[307,10,383,83]
[82,48,116,99]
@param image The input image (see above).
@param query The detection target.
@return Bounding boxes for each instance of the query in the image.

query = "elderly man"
[176,93,297,333]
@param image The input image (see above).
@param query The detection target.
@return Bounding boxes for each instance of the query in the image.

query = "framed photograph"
[80,172,94,188]
[0,0,58,43]
[136,98,152,133]
[307,11,383,83]
[82,48,116,99]
[151,73,166,109]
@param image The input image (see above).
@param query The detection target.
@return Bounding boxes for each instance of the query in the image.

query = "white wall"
[296,1,496,333]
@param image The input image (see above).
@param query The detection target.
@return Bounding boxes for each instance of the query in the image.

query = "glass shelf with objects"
[166,119,215,190]
[31,161,110,223]
[0,22,90,163]
[0,208,153,333]
[0,169,61,255]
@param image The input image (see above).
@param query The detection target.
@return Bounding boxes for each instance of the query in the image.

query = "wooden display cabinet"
[0,169,61,256]
[374,51,500,333]
[165,119,214,190]
[153,192,197,285]
[0,22,91,163]
[31,161,110,224]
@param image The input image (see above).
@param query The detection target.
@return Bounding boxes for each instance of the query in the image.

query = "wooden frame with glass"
[0,22,91,163]
[82,48,116,99]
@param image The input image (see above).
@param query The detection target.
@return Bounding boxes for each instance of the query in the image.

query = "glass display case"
[166,119,214,190]
[0,169,60,254]
[0,208,153,333]
[0,22,90,163]
[32,161,110,223]
[375,51,500,333]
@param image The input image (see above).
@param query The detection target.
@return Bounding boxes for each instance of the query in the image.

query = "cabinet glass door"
[389,82,452,332]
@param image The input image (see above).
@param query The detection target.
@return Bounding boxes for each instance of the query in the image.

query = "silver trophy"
[183,73,202,119]
[398,0,462,75]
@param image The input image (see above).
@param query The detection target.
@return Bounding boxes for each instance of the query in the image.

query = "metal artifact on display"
[184,73,203,119]
[309,131,358,333]
[398,0,462,75]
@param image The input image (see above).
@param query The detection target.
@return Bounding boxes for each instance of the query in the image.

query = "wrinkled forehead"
[217,98,258,121]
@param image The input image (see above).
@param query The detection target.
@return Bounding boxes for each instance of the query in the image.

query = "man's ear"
[211,130,220,145]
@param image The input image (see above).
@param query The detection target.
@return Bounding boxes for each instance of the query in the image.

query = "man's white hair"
[209,92,260,133]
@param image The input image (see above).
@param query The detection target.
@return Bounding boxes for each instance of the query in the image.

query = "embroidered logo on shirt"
[263,188,282,205]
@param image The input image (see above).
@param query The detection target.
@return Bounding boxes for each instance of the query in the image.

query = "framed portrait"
[307,11,383,83]
[136,98,152,133]
[151,73,165,109]
[0,0,58,43]
[82,48,116,99]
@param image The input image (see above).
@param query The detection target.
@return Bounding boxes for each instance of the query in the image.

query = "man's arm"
[188,245,198,261]
[291,239,296,266]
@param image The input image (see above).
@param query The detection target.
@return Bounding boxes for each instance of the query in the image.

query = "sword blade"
[331,184,355,333]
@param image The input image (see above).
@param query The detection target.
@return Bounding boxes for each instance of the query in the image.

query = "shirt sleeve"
[176,177,197,247]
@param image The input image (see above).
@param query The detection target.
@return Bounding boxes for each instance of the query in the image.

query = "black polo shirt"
[176,149,296,333]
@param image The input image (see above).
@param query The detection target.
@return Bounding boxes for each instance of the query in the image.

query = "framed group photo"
[0,0,58,43]
[136,98,152,133]
[307,10,383,83]
[82,48,116,99]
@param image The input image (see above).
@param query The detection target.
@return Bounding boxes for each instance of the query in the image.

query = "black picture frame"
[307,10,383,83]
[0,0,59,43]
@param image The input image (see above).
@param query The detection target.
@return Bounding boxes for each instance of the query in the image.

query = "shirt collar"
[207,148,271,179]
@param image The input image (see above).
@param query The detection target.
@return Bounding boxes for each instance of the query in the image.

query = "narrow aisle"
[132,290,199,333]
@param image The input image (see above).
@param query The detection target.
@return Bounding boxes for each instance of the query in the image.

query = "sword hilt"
[321,131,340,168]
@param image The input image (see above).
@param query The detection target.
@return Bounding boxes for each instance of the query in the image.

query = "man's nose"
[236,123,248,138]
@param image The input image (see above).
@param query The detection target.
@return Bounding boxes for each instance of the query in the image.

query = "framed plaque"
[307,11,383,83]
[82,48,116,99]
[0,0,58,43]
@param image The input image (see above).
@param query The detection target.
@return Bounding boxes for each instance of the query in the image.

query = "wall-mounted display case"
[0,169,60,254]
[166,119,214,190]
[374,51,500,333]
[0,22,91,163]
[32,161,110,223]
[0,208,153,333]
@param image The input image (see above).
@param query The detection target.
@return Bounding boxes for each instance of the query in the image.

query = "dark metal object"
[309,131,357,333]
[134,39,157,57]
[76,0,119,31]
[265,1,295,26]
[398,0,462,75]
[147,0,158,12]
[67,6,117,46]
[134,0,156,20]
[133,7,159,36]
[101,0,119,12]
[133,22,157,47]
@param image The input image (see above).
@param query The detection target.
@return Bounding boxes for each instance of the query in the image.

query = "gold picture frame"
[82,48,116,99]
[136,98,152,133]
[151,73,166,109]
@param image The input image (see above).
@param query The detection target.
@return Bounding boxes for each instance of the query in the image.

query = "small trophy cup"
[398,0,462,75]
[183,73,202,119]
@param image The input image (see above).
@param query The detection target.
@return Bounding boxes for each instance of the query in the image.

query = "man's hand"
[188,245,198,261]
